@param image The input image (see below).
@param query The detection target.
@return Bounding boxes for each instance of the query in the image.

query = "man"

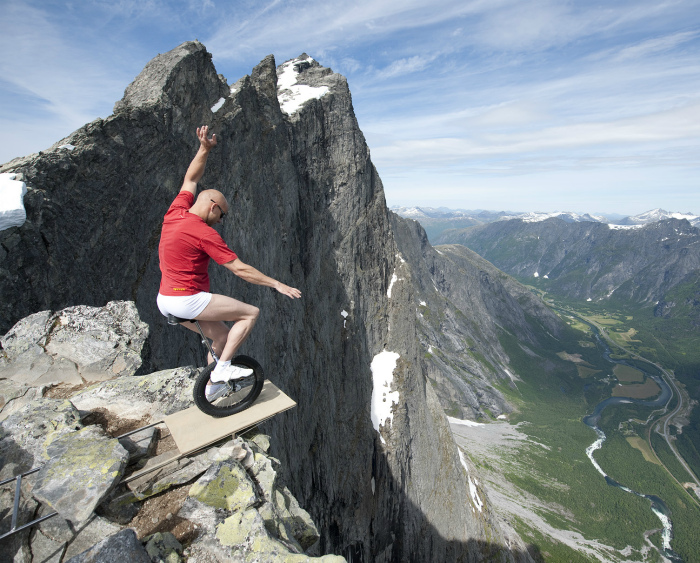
[157,126,301,400]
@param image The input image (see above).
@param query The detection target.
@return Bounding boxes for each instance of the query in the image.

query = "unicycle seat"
[167,314,194,325]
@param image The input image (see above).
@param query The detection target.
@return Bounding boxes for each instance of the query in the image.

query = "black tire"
[193,355,265,418]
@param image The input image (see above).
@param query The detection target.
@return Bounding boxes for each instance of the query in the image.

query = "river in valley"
[582,324,683,562]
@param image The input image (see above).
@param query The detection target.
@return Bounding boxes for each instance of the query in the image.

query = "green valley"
[454,292,700,562]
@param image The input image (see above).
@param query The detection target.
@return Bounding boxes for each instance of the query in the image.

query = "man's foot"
[211,362,254,383]
[205,382,229,402]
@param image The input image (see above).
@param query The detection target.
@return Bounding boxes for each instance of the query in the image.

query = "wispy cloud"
[607,30,699,62]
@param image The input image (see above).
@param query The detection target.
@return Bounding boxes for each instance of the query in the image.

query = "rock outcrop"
[0,304,344,561]
[0,42,536,560]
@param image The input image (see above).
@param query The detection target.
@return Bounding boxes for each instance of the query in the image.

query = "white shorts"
[157,292,212,320]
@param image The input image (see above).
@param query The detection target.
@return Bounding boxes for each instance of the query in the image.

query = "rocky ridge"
[0,42,537,561]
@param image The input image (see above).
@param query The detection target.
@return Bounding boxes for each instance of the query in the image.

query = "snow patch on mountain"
[277,57,329,115]
[498,211,605,223]
[371,350,401,444]
[0,173,27,232]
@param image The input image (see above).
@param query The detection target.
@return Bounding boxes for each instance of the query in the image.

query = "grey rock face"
[31,425,129,525]
[69,365,195,423]
[182,453,341,562]
[0,398,82,480]
[0,41,520,560]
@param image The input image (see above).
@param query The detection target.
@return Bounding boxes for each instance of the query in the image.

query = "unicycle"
[167,314,265,418]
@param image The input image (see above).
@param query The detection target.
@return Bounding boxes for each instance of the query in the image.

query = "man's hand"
[274,281,302,299]
[197,125,217,151]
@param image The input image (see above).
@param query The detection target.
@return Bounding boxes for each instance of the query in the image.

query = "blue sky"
[1,0,699,215]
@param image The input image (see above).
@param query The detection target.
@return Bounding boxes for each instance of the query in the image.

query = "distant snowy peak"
[394,206,431,218]
[391,206,700,228]
[622,208,699,226]
[498,211,605,224]
[390,206,477,219]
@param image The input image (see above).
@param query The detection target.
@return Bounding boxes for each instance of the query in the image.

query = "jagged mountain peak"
[114,40,226,115]
[276,54,341,117]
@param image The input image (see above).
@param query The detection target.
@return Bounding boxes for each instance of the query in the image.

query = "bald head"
[190,189,229,226]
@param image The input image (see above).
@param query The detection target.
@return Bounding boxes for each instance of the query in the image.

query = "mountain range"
[392,205,700,241]
[433,217,700,318]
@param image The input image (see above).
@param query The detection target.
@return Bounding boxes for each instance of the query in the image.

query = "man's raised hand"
[197,125,217,151]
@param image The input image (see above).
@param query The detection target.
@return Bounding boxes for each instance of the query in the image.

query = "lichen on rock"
[31,425,129,525]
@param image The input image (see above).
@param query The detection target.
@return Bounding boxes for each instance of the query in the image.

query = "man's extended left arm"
[224,259,302,299]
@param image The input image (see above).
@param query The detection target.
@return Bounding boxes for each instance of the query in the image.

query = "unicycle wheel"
[193,355,265,418]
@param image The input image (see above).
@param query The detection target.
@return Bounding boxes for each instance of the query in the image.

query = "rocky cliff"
[390,214,569,420]
[0,42,532,561]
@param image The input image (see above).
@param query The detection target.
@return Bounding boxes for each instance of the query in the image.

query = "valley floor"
[450,420,656,563]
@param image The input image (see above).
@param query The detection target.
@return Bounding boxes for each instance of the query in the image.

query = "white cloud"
[378,55,437,79]
[0,4,133,123]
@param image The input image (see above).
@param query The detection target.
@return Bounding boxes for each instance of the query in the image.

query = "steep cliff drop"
[0,42,534,561]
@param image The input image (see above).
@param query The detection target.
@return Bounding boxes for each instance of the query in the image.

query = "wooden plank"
[163,381,296,455]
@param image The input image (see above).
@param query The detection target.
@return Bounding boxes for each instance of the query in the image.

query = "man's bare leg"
[182,294,259,363]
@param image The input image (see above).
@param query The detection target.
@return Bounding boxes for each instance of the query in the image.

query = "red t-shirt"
[158,192,238,296]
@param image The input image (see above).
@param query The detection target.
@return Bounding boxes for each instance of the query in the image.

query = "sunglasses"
[210,199,226,219]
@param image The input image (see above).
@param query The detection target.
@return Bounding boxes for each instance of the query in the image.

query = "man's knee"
[250,306,260,322]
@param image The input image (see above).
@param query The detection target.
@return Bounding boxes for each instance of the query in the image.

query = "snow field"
[370,350,401,445]
[458,448,483,512]
[0,173,27,232]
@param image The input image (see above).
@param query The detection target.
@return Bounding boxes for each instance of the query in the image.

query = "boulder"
[143,531,183,563]
[118,426,157,465]
[64,528,150,563]
[0,378,43,422]
[61,516,122,561]
[31,425,129,525]
[125,437,248,501]
[180,435,337,562]
[188,460,257,513]
[0,398,82,480]
[0,302,148,394]
[214,509,344,563]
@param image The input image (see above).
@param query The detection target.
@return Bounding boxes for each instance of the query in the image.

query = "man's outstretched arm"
[224,259,302,299]
[180,126,218,195]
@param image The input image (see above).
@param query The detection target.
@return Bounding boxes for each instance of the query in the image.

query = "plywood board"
[163,381,296,455]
